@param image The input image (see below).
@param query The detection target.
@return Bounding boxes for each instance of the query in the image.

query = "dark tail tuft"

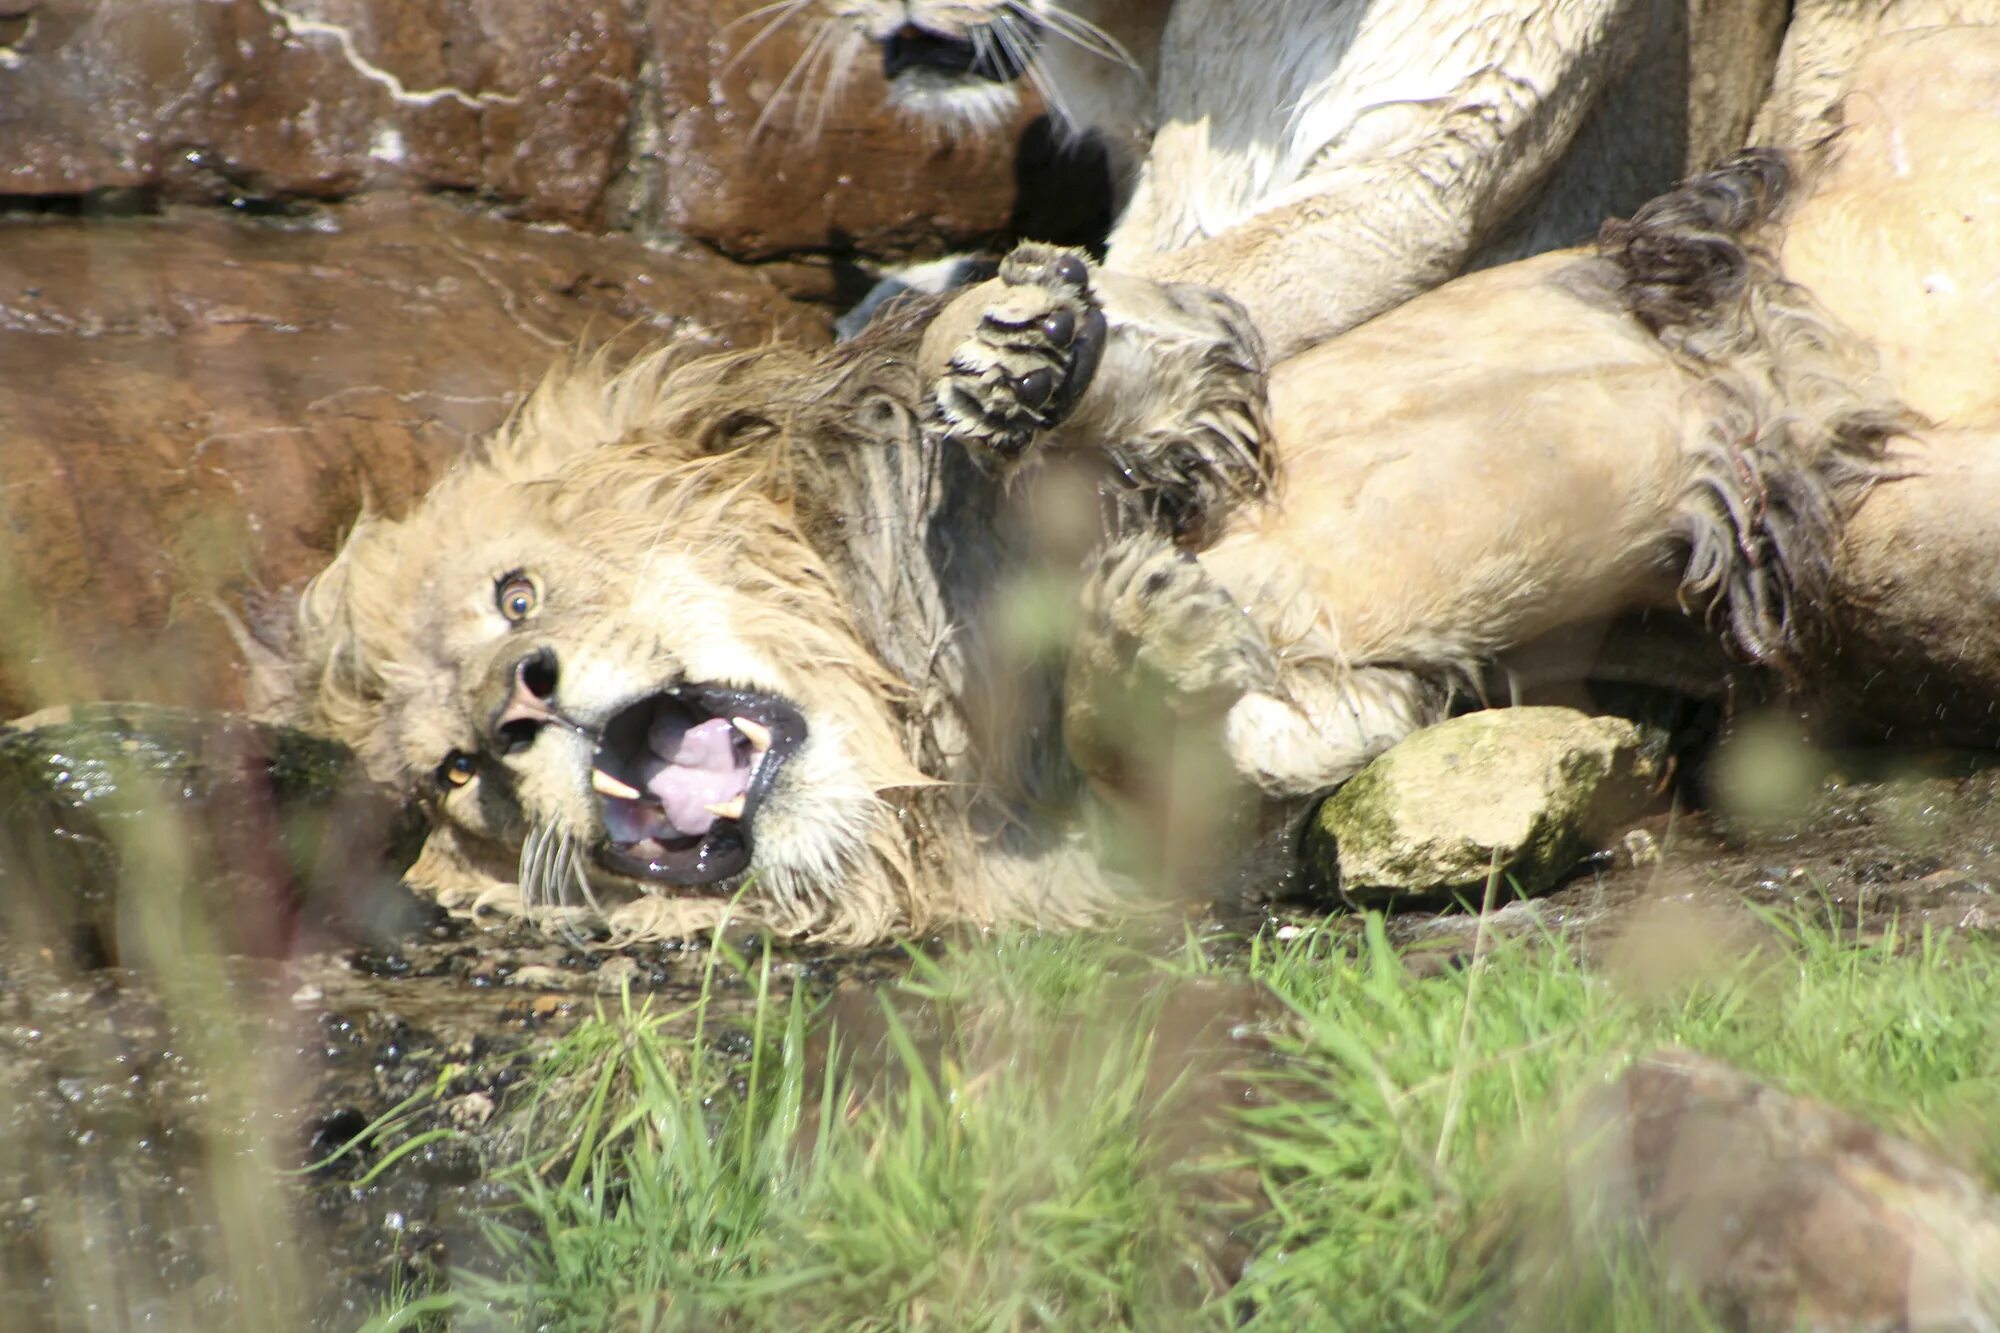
[1599,149,1909,674]
[1598,149,1792,340]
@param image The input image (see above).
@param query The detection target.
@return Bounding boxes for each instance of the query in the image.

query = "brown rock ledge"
[0,197,821,717]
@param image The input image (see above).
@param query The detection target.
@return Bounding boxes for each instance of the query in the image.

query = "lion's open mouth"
[589,686,805,887]
[882,22,1035,86]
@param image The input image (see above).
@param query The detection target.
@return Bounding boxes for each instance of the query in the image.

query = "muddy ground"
[1,707,1997,1326]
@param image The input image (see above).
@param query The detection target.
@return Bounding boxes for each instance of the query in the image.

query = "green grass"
[364,908,2000,1332]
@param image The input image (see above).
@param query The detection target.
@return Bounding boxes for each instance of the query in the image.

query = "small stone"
[593,955,640,990]
[1621,828,1661,867]
[289,983,326,1008]
[448,1091,495,1129]
[1309,707,1659,905]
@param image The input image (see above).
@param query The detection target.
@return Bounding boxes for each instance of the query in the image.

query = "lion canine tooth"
[731,716,773,753]
[591,768,642,801]
[706,795,747,821]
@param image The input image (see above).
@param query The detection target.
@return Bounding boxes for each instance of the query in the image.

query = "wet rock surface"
[0,199,820,718]
[0,703,424,964]
[642,0,1112,261]
[0,1,1115,725]
[0,0,637,226]
[0,0,1107,256]
[1309,707,1664,908]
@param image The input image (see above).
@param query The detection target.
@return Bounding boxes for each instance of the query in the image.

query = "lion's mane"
[287,299,1083,942]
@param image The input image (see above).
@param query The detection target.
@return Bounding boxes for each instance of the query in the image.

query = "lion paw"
[1073,534,1276,710]
[929,243,1108,465]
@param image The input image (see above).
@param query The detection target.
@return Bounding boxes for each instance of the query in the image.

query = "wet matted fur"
[810,0,1787,361]
[292,147,1905,943]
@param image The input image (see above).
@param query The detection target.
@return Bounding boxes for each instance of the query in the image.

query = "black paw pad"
[1016,367,1057,409]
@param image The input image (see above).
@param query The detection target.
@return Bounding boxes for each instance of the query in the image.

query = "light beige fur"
[1774,21,2000,741]
[294,25,2000,941]
[1752,1,2000,152]
[293,315,1146,942]
[811,0,1787,359]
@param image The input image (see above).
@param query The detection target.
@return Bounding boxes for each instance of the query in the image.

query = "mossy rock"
[0,703,425,961]
[1309,707,1659,906]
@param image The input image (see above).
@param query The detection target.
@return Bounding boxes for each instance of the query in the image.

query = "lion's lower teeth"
[705,795,747,821]
[591,768,643,801]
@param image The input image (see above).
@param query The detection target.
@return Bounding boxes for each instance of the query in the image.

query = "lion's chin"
[587,684,806,887]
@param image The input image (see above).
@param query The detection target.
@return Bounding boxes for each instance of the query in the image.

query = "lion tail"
[1598,148,1911,672]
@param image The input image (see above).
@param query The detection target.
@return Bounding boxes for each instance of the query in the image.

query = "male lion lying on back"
[294,101,1937,940]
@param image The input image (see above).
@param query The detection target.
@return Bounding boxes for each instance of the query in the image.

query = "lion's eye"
[496,572,539,624]
[436,751,477,789]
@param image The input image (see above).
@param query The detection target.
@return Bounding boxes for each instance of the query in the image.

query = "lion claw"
[1075,534,1276,707]
[930,243,1107,465]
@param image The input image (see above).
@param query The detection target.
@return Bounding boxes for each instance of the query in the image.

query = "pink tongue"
[636,716,749,837]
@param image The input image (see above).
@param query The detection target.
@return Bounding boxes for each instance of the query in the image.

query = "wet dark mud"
[1,708,1997,1325]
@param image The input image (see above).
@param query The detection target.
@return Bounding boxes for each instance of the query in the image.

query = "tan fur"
[291,165,1873,941]
[295,25,2000,940]
[818,0,1787,359]
[1752,1,1997,152]
[293,320,1147,940]
[297,341,949,942]
[1122,176,1899,802]
[1777,23,2000,741]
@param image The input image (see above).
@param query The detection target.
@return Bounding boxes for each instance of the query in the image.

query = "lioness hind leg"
[925,244,1108,466]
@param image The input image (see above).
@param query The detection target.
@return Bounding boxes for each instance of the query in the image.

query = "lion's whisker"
[803,23,844,143]
[720,0,811,72]
[564,831,607,919]
[1002,20,1067,125]
[753,17,837,139]
[1033,2,1139,72]
[518,822,548,918]
[811,24,864,143]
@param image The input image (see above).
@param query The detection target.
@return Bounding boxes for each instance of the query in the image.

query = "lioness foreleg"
[1065,532,1452,820]
[922,244,1273,543]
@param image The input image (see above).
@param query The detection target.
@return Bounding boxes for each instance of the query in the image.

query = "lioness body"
[1776,25,2000,739]
[295,26,2000,941]
[825,0,1789,358]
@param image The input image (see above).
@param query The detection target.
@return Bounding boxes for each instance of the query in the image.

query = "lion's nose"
[492,647,563,751]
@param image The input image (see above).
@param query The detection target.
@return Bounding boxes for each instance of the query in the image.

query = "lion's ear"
[289,510,397,737]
